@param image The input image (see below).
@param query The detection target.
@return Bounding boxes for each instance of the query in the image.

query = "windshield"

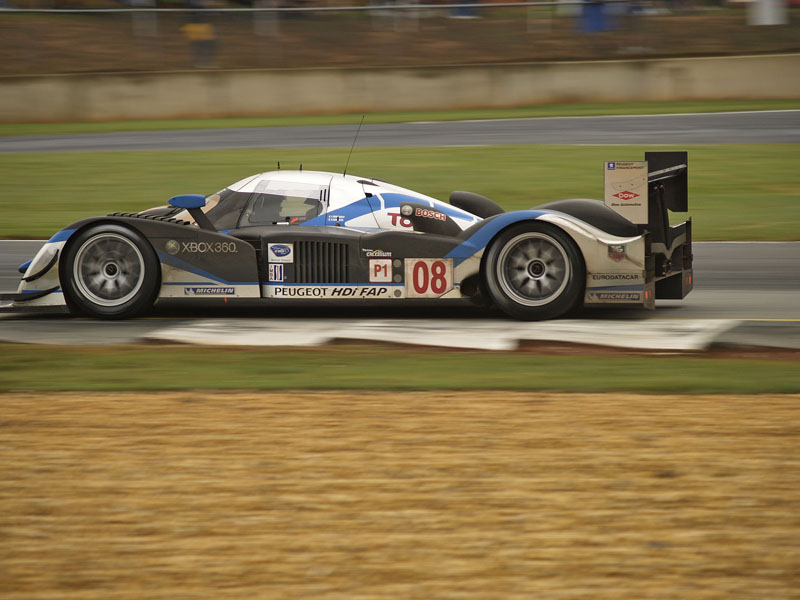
[204,188,249,231]
[203,180,327,229]
[241,180,326,226]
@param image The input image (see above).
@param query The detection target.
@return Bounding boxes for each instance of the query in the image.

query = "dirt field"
[1,391,799,599]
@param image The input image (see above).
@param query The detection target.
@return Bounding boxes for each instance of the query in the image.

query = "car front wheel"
[62,224,159,319]
[483,222,584,320]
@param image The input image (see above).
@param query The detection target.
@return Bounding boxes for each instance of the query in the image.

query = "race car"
[2,151,692,320]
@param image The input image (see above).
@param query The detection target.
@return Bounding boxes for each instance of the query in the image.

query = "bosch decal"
[415,208,446,222]
[268,243,294,263]
[184,287,235,296]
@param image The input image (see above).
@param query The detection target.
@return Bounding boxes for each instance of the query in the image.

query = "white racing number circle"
[73,232,146,307]
[496,232,570,307]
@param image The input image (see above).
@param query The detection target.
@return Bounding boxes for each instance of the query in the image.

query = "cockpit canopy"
[162,170,482,232]
[240,179,327,226]
[204,177,328,230]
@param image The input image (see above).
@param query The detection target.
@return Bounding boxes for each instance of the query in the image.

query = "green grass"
[0,344,798,394]
[0,99,797,137]
[1,144,798,240]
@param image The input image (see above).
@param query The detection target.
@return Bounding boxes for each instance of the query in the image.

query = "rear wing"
[604,151,692,300]
[603,151,687,225]
[645,151,687,213]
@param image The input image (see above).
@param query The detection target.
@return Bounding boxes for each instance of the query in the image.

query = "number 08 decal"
[405,259,454,298]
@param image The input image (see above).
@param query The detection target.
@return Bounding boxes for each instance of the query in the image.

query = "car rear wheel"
[62,224,159,319]
[483,222,584,320]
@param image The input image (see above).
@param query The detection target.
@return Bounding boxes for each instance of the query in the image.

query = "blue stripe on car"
[587,284,644,291]
[303,194,479,228]
[262,282,403,287]
[445,210,545,266]
[48,229,76,243]
[302,197,375,226]
[378,193,479,222]
[156,250,258,285]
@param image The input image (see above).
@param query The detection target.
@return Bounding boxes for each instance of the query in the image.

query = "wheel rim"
[73,233,145,307]
[496,232,571,307]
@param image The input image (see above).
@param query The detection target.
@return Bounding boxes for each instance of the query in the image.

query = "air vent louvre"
[296,241,349,283]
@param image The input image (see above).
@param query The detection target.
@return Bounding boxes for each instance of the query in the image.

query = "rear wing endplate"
[603,151,687,224]
[645,151,687,213]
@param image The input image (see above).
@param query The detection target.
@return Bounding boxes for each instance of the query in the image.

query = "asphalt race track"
[1,111,799,153]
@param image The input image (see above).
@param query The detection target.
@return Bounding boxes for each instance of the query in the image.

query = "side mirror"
[168,194,214,230]
[169,194,207,209]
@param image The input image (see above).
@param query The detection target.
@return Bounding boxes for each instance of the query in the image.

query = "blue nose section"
[18,259,32,274]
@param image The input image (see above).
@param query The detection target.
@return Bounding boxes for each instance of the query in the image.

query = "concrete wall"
[1,54,799,123]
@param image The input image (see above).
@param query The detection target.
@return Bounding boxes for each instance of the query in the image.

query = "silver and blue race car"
[2,151,693,320]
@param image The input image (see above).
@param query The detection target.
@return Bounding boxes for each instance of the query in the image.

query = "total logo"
[613,191,640,201]
[387,212,413,228]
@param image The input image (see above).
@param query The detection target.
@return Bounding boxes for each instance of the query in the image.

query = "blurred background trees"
[0,0,797,75]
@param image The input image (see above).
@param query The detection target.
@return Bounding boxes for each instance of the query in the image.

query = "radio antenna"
[343,115,365,177]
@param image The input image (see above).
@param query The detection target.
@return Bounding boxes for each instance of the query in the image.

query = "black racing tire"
[61,224,160,319]
[483,222,584,320]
